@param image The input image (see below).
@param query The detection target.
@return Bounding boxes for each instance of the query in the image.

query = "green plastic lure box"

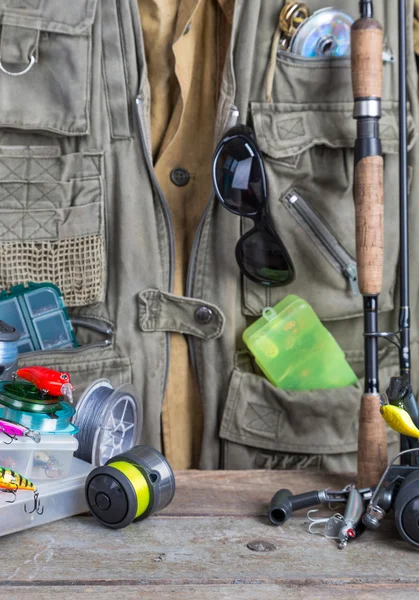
[243,295,357,391]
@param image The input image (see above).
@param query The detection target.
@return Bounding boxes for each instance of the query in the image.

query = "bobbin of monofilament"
[73,379,141,466]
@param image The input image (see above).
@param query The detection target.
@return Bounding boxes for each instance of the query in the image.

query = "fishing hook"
[1,429,17,445]
[24,491,44,515]
[307,509,343,538]
[3,483,18,504]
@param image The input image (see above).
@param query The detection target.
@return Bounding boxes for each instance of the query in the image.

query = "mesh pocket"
[0,234,105,307]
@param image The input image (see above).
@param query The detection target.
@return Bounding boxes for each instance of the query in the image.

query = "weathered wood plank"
[165,470,354,516]
[2,585,419,600]
[0,515,417,585]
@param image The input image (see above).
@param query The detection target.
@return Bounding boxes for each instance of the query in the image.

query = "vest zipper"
[21,338,112,359]
[283,189,360,296]
[135,96,175,395]
[186,105,240,376]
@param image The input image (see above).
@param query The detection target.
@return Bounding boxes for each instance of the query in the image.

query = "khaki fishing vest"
[0,0,417,471]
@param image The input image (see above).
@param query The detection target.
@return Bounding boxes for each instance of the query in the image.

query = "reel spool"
[74,379,141,466]
[290,8,353,58]
[0,321,19,381]
[0,379,77,434]
[0,382,62,414]
[85,445,175,529]
[394,470,419,548]
[0,400,77,434]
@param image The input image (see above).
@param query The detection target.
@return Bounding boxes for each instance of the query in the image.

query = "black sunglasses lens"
[237,230,294,285]
[215,138,264,215]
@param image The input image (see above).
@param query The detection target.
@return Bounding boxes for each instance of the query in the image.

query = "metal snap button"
[195,306,214,325]
[170,168,190,187]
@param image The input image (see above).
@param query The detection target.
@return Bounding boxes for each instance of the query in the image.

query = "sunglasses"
[212,124,295,286]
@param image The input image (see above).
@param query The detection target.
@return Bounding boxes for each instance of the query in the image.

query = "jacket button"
[195,306,213,325]
[170,168,190,187]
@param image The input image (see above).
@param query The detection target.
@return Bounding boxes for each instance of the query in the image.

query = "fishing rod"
[389,0,419,465]
[352,0,388,487]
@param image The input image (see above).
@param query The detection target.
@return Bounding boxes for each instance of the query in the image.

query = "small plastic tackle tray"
[0,456,92,538]
[0,433,78,480]
[0,282,77,353]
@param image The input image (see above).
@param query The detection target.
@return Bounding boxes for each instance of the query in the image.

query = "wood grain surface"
[0,470,417,599]
[354,156,384,295]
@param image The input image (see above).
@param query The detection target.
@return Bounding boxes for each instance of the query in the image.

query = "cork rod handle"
[351,18,384,297]
[357,393,388,488]
[351,19,383,99]
[352,12,387,486]
[354,155,384,295]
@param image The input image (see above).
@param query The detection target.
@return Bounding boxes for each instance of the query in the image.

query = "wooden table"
[1,470,418,599]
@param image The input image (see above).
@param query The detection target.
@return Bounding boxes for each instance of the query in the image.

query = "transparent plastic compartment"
[0,456,92,538]
[0,283,77,353]
[0,433,78,480]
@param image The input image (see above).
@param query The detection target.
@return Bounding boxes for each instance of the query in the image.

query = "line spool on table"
[85,445,175,529]
[73,379,141,466]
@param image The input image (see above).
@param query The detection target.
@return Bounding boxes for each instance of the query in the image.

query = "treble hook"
[45,459,60,479]
[307,509,344,538]
[307,509,331,535]
[3,483,18,504]
[24,491,44,515]
[1,431,17,445]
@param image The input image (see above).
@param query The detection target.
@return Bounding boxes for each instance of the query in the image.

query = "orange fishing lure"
[0,467,43,514]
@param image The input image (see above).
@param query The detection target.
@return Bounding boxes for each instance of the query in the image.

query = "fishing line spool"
[289,7,353,58]
[0,379,77,434]
[74,379,140,466]
[85,445,175,529]
[0,382,62,413]
[0,399,77,434]
[0,321,19,382]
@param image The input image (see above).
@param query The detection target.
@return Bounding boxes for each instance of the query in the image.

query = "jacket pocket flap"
[138,289,225,340]
[0,0,98,35]
[251,101,417,160]
[219,367,399,454]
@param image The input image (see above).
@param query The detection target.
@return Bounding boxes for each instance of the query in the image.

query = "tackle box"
[0,456,92,538]
[0,282,77,353]
[0,433,78,480]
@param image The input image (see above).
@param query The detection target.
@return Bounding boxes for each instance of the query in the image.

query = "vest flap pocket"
[0,0,98,135]
[251,101,417,162]
[138,289,225,340]
[219,367,399,455]
[0,148,106,307]
[242,102,417,321]
[0,0,97,35]
[17,346,132,403]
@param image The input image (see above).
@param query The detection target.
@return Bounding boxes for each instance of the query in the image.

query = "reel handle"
[269,488,320,525]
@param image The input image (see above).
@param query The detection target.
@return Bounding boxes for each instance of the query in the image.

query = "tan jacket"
[138,0,234,468]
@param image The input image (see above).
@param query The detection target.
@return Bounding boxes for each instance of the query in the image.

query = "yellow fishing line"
[108,461,150,519]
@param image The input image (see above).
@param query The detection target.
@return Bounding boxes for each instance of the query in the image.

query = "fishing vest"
[0,0,417,471]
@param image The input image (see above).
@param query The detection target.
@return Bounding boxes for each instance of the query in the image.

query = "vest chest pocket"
[242,101,417,321]
[0,0,98,135]
[0,0,106,308]
[0,147,106,307]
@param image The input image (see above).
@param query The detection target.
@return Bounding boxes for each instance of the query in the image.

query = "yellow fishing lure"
[380,405,419,438]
